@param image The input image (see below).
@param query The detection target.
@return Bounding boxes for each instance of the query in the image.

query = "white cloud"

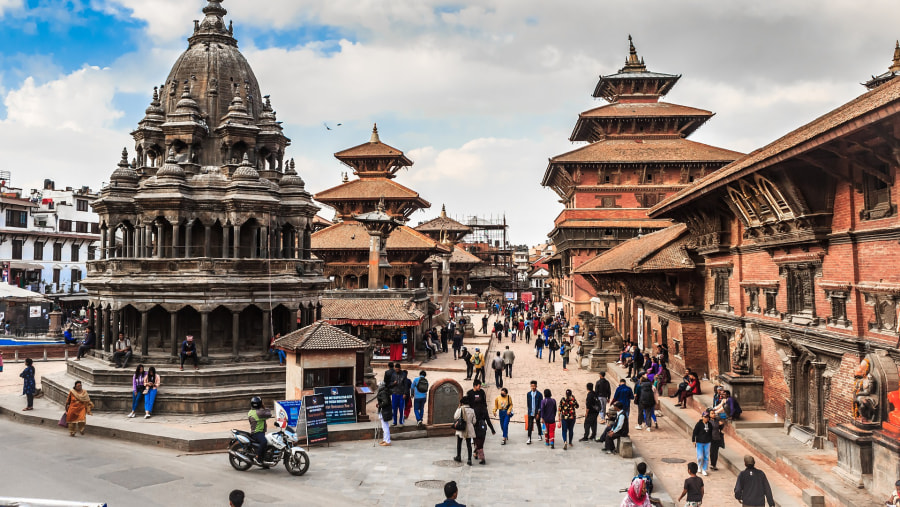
[0,0,22,16]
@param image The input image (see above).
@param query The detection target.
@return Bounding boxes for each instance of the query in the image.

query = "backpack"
[416,377,429,394]
[559,343,566,355]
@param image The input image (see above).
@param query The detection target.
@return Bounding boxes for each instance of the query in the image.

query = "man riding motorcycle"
[248,396,272,464]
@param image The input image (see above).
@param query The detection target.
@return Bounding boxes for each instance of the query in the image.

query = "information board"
[304,394,328,445]
[520,292,533,303]
[504,292,516,301]
[274,400,304,429]
[314,386,357,425]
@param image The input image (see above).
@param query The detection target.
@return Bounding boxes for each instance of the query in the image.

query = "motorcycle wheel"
[228,442,253,471]
[284,450,310,476]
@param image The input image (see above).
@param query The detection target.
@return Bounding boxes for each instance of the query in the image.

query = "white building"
[0,179,100,296]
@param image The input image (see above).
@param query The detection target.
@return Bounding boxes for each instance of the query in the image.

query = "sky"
[1,0,899,247]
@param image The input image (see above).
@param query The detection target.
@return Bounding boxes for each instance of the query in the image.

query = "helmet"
[250,396,263,409]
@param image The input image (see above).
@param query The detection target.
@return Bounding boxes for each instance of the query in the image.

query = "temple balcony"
[86,257,323,277]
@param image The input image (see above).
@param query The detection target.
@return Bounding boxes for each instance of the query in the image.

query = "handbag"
[452,413,467,432]
[58,412,68,428]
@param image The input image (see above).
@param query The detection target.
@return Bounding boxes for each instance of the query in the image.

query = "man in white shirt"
[112,332,132,368]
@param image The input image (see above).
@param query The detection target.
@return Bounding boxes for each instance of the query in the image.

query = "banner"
[504,292,516,301]
[304,394,328,445]
[274,400,305,429]
[520,292,533,303]
[314,386,357,425]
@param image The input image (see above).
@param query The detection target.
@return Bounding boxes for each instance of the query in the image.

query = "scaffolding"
[452,214,516,293]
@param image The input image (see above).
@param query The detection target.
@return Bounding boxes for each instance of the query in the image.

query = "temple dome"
[110,148,140,185]
[157,149,186,180]
[280,159,305,188]
[232,153,260,181]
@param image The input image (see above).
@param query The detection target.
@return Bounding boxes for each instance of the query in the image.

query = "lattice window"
[781,263,819,324]
[861,163,895,220]
[727,186,758,225]
[745,287,761,313]
[711,268,733,312]
[868,296,898,333]
[755,175,794,219]
[825,290,851,328]
[764,288,779,316]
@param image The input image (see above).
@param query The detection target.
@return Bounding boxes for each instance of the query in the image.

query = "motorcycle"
[228,423,310,476]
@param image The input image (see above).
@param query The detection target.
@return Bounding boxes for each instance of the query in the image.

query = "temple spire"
[891,40,900,73]
[440,204,447,218]
[190,0,236,46]
[370,123,381,143]
[621,35,648,73]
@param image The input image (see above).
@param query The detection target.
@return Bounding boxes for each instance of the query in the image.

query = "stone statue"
[731,329,750,375]
[853,358,879,423]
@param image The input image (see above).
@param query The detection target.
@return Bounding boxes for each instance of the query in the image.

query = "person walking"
[375,381,392,446]
[692,411,714,476]
[535,334,544,359]
[710,415,726,471]
[64,380,94,436]
[460,346,473,380]
[453,395,476,465]
[472,348,486,384]
[127,364,146,418]
[540,388,557,449]
[558,388,579,450]
[595,371,612,424]
[581,382,600,442]
[411,371,429,428]
[613,378,635,418]
[492,388,513,445]
[561,340,571,370]
[734,455,775,507]
[20,358,36,411]
[548,336,559,363]
[452,328,462,359]
[480,315,488,334]
[635,375,657,431]
[502,346,515,378]
[491,352,504,389]
[525,380,543,444]
[678,462,705,507]
[143,366,160,418]
[389,363,405,426]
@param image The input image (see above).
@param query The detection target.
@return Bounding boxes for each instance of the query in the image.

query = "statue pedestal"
[718,372,765,410]
[589,348,619,373]
[578,339,596,370]
[872,429,900,496]
[48,311,64,337]
[463,323,475,339]
[829,423,874,489]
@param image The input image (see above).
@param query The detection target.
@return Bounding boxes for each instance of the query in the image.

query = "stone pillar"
[140,310,149,358]
[144,226,152,258]
[262,310,271,354]
[232,310,240,358]
[104,308,113,352]
[441,253,451,317]
[184,220,193,258]
[260,226,268,259]
[111,309,120,348]
[169,310,178,357]
[274,227,282,259]
[223,226,230,258]
[200,310,209,359]
[108,226,117,258]
[431,261,440,300]
[367,232,383,290]
[100,228,107,260]
[94,306,102,350]
[171,222,180,258]
[204,225,212,258]
[156,222,164,258]
[233,224,241,258]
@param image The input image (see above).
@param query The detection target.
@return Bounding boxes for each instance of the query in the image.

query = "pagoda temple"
[311,126,452,290]
[864,41,900,90]
[541,36,743,320]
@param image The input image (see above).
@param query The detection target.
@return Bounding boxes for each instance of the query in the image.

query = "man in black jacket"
[734,455,775,507]
[525,380,543,444]
[580,382,600,441]
[594,371,611,422]
[465,380,496,435]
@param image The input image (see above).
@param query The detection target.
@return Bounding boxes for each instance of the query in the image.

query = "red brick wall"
[759,330,788,418]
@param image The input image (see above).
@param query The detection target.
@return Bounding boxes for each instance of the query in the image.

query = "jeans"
[250,432,268,459]
[145,388,158,413]
[276,349,286,364]
[413,397,426,422]
[536,347,543,359]
[695,442,711,472]
[391,394,404,424]
[583,411,598,439]
[131,391,144,412]
[504,363,512,378]
[561,418,575,443]
[548,349,556,362]
[494,369,503,388]
[527,414,543,438]
[113,350,132,367]
[498,409,510,439]
[598,396,608,420]
[643,406,657,425]
[562,356,568,369]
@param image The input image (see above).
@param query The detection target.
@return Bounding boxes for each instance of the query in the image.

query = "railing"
[87,258,323,276]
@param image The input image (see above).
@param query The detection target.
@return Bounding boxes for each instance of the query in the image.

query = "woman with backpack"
[541,389,558,449]
[453,395,476,465]
[548,337,560,363]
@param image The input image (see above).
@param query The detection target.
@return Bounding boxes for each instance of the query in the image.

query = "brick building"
[541,36,741,320]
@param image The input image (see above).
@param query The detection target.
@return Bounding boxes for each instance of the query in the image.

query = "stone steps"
[67,356,285,388]
[85,349,272,366]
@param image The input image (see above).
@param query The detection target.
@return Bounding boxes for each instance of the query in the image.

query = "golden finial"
[891,40,900,73]
[370,123,380,143]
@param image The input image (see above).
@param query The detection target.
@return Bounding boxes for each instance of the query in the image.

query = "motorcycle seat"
[232,429,252,438]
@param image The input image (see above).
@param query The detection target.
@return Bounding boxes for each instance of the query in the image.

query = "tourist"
[635,375,657,431]
[466,379,496,435]
[472,348,485,384]
[270,333,285,366]
[548,336,559,363]
[525,380,543,444]
[375,381,392,446]
[20,358,35,411]
[502,345,515,378]
[383,362,394,384]
[411,370,429,428]
[480,315,488,334]
[646,357,661,382]
[63,327,76,345]
[452,328,462,359]
[710,414,726,471]
[128,364,146,418]
[228,489,244,507]
[453,395,476,465]
[558,388,579,450]
[75,326,95,360]
[436,480,465,507]
[143,366,160,418]
[627,346,643,379]
[692,411,714,476]
[491,351,504,388]
[460,346,473,380]
[603,401,629,453]
[389,363,406,425]
[492,387,513,444]
[473,404,489,465]
[540,388,557,449]
[613,378,635,418]
[678,461,704,507]
[595,371,612,422]
[510,320,517,342]
[733,455,775,507]
[672,368,694,399]
[620,477,651,507]
[535,333,544,359]
[112,332,133,368]
[65,380,94,436]
[523,318,531,343]
[440,326,449,353]
[179,335,199,371]
[677,372,700,409]
[581,382,600,442]
[402,369,413,422]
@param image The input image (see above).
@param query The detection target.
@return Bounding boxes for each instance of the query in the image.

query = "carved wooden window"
[740,180,777,222]
[638,193,664,208]
[764,288,779,316]
[825,290,851,328]
[755,175,794,219]
[597,196,619,208]
[727,186,758,225]
[715,328,733,373]
[711,268,732,312]
[868,296,898,332]
[70,244,79,262]
[784,264,817,322]
[673,338,681,357]
[745,287,761,313]
[861,163,895,220]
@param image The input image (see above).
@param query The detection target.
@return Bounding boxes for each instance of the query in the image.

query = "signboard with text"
[304,394,328,445]
[314,386,357,425]
[504,292,516,301]
[520,292,533,303]
[274,400,305,430]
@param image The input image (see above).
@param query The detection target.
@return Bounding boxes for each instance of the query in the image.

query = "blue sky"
[1,0,899,245]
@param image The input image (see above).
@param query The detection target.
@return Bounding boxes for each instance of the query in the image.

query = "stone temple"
[44,0,328,413]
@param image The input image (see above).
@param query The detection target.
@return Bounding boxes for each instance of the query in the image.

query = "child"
[678,461,705,507]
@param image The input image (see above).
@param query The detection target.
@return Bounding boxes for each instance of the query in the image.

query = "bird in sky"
[323,122,343,131]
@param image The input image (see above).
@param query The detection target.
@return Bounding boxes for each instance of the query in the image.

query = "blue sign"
[274,400,304,429]
[314,386,357,425]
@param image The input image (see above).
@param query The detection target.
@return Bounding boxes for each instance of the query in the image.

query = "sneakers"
[701,470,708,476]
[526,438,532,445]
[578,437,589,442]
[563,443,568,450]
[128,411,135,418]
[646,427,652,432]
[144,413,152,419]
[538,435,543,441]
[635,424,644,430]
